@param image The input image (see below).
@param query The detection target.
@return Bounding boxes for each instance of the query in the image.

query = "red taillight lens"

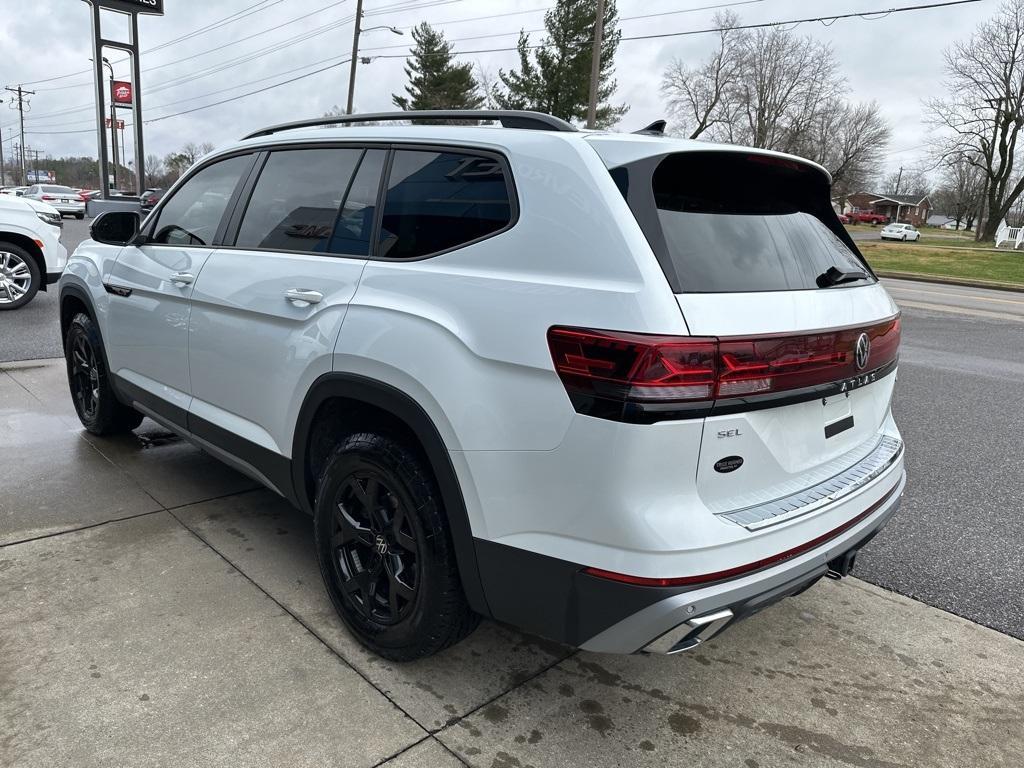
[548,317,900,420]
[547,328,717,403]
[41,195,56,200]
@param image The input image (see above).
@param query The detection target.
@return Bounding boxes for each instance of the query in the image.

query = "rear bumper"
[474,469,905,654]
[582,470,905,654]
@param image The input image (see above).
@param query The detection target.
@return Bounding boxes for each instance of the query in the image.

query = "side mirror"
[90,211,141,246]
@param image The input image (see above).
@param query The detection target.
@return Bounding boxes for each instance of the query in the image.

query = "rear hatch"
[600,144,901,523]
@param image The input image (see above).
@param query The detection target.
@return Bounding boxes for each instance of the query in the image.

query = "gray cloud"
[0,0,989,180]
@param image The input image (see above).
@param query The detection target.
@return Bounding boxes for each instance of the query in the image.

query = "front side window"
[378,150,513,259]
[235,148,383,255]
[151,154,251,246]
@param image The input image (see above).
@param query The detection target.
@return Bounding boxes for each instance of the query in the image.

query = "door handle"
[170,272,195,286]
[284,288,324,305]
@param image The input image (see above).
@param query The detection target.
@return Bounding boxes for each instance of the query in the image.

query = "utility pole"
[586,0,606,129]
[4,85,34,185]
[0,98,6,187]
[346,0,364,115]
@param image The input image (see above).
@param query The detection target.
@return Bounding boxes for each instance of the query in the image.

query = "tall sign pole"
[88,2,111,198]
[84,0,163,198]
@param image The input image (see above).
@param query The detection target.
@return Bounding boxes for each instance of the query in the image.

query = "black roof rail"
[242,110,578,140]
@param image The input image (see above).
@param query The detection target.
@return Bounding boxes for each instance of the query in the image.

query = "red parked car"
[852,211,888,225]
[837,213,851,224]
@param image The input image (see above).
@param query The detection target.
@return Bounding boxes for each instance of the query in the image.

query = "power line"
[32,0,352,92]
[22,0,980,137]
[19,0,287,87]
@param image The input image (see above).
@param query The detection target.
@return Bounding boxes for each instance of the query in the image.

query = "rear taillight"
[41,195,56,201]
[548,317,900,422]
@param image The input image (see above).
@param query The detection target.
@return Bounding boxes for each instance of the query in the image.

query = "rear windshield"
[646,152,870,293]
[42,186,74,194]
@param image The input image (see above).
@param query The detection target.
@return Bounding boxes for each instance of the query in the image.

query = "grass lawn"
[859,241,1024,285]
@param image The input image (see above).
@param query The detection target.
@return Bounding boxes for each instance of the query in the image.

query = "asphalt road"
[2,225,1022,638]
[856,279,1024,638]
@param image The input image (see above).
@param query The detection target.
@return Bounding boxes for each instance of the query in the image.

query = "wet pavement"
[2,359,1023,767]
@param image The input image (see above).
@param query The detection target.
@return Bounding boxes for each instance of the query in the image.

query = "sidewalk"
[3,359,1023,767]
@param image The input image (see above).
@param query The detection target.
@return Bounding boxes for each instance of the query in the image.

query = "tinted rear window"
[649,153,870,293]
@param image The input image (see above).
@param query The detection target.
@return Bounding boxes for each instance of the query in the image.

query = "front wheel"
[314,432,479,661]
[0,243,40,310]
[75,213,85,220]
[64,313,144,434]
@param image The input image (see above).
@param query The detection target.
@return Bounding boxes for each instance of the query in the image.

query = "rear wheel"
[64,312,143,434]
[75,213,85,220]
[314,432,479,661]
[0,243,40,310]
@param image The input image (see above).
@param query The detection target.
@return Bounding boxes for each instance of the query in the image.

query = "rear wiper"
[816,266,868,288]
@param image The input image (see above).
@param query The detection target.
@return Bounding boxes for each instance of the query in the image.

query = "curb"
[876,271,1024,294]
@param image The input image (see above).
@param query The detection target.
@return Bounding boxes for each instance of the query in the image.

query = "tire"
[76,213,85,220]
[64,312,144,435]
[0,241,40,310]
[314,432,479,661]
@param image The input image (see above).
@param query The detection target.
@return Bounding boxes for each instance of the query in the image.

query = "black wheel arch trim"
[292,372,491,617]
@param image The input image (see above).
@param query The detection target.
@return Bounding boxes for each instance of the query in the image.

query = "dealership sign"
[94,0,164,15]
[112,80,133,108]
[105,117,125,129]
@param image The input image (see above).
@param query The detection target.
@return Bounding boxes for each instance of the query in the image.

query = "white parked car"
[0,195,66,309]
[880,223,920,241]
[0,186,29,197]
[58,110,905,660]
[22,184,86,218]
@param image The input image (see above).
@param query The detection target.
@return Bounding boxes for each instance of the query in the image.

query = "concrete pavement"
[2,359,1023,767]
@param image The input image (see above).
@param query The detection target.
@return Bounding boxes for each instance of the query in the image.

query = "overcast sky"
[0,0,994,180]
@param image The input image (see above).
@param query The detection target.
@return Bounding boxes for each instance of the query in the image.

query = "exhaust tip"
[644,609,734,655]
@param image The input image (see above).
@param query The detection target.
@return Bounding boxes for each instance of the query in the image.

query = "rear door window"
[235,148,380,255]
[646,152,870,293]
[377,149,513,259]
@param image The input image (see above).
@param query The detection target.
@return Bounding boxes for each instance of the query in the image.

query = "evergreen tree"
[392,23,483,113]
[495,0,627,127]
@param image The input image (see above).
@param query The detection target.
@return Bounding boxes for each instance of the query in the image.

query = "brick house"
[843,192,932,226]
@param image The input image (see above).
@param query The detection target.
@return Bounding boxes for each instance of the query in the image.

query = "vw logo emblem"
[854,333,871,371]
[374,535,388,555]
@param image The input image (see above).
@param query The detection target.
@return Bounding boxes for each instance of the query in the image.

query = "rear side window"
[644,152,870,293]
[236,148,379,255]
[152,154,252,246]
[378,149,513,259]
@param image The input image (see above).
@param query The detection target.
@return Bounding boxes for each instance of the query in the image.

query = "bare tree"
[926,0,1024,240]
[796,99,891,201]
[475,63,501,110]
[932,152,986,229]
[661,12,742,140]
[661,14,888,191]
[881,166,931,198]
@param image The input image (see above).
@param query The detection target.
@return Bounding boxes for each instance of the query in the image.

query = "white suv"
[58,111,905,660]
[0,194,66,309]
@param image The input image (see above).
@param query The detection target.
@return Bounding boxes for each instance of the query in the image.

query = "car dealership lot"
[3,223,1024,765]
[2,359,1022,767]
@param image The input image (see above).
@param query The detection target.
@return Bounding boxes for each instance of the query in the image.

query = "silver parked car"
[22,185,86,219]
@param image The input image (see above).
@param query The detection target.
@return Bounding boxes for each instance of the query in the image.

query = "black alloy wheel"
[314,432,479,661]
[330,471,419,625]
[69,332,100,421]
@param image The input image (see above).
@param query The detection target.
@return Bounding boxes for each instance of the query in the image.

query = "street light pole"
[345,6,402,115]
[346,0,363,115]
